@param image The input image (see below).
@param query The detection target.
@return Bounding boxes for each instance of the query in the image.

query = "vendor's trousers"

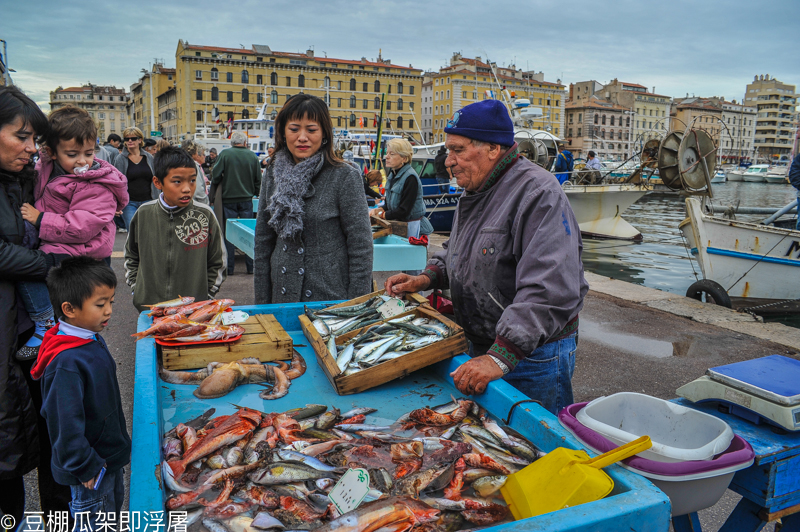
[501,332,578,415]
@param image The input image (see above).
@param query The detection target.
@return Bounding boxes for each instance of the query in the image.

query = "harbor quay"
[20,232,797,531]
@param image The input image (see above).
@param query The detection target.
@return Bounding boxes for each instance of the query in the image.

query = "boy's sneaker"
[118,228,128,233]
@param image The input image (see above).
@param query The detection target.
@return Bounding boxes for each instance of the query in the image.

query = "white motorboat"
[679,197,800,307]
[742,164,770,183]
[563,183,649,240]
[711,169,726,183]
[727,168,746,181]
[229,103,275,157]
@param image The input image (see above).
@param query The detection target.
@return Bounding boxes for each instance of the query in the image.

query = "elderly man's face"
[444,134,501,192]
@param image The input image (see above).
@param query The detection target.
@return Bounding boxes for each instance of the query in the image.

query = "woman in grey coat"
[254,94,373,304]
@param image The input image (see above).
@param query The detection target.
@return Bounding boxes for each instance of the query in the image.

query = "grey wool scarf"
[267,150,325,241]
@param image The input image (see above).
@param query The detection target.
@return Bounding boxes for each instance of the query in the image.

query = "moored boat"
[711,169,726,183]
[741,164,770,183]
[679,196,800,310]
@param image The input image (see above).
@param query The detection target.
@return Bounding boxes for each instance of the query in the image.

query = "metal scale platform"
[677,355,800,431]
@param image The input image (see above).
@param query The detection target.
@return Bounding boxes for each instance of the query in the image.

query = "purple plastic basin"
[559,402,754,476]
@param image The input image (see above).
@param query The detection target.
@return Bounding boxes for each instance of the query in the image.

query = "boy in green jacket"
[124,147,226,311]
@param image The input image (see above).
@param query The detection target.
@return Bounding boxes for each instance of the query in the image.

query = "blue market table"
[130,302,671,531]
[672,398,800,532]
[225,218,427,272]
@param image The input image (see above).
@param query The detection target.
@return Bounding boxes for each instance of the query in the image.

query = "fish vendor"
[386,100,588,414]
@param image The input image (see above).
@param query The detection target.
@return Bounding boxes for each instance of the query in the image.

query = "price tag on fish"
[221,310,249,325]
[377,298,406,319]
[328,468,371,514]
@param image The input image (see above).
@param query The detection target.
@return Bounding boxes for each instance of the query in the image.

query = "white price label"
[328,468,371,514]
[377,299,406,319]
[221,311,249,325]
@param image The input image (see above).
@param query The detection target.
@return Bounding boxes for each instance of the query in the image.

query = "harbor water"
[580,180,799,328]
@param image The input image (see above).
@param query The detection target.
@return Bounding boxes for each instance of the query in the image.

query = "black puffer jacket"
[0,165,57,479]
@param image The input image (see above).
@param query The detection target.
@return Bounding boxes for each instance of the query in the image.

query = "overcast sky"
[3,0,799,109]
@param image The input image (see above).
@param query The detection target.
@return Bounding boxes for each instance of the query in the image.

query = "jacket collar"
[30,324,95,380]
[157,196,192,216]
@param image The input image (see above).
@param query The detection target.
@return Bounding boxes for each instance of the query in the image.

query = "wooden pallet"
[159,314,292,370]
[370,215,409,239]
[300,291,466,395]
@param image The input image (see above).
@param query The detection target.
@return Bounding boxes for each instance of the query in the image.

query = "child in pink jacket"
[15,105,128,360]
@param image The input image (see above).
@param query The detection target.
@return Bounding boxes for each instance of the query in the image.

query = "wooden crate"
[159,314,292,370]
[300,294,467,395]
[385,219,408,238]
[370,215,393,239]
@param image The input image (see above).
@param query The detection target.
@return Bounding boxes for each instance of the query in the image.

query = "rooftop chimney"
[306,49,314,58]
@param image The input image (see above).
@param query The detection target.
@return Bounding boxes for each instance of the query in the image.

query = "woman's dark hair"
[273,94,341,167]
[0,85,48,141]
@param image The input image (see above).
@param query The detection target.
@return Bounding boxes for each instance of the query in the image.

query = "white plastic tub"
[576,392,734,462]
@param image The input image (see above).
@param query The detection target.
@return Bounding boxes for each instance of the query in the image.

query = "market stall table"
[225,218,427,272]
[130,302,670,531]
[672,398,800,531]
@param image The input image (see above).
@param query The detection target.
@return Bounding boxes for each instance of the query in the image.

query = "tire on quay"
[685,280,732,308]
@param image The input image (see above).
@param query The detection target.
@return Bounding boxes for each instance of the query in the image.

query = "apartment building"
[744,74,797,161]
[421,76,433,143]
[599,79,671,147]
[670,97,723,146]
[429,53,566,143]
[129,63,176,138]
[49,85,128,141]
[174,41,423,142]
[717,99,756,162]
[565,96,632,161]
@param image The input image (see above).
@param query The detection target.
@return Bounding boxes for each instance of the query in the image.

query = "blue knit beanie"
[444,100,514,146]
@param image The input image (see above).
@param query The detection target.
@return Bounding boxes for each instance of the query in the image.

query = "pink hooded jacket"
[34,152,129,259]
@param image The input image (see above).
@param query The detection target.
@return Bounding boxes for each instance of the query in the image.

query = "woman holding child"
[254,94,373,304]
[0,85,71,524]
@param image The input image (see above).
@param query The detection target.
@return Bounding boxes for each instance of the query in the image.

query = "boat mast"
[373,93,386,170]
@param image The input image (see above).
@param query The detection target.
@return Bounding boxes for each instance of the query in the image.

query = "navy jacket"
[33,325,131,485]
[789,154,800,195]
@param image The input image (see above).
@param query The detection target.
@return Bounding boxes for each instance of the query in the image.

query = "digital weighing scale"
[676,355,800,431]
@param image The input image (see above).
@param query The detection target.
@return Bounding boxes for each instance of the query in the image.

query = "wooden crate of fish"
[160,314,293,371]
[300,296,467,395]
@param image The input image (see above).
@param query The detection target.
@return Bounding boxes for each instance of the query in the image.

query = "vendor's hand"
[385,273,431,297]
[450,355,504,395]
[20,203,40,224]
[369,207,385,219]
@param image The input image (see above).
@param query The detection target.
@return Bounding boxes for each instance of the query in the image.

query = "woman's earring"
[322,139,328,145]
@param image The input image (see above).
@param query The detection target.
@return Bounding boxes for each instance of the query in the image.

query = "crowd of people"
[0,86,588,525]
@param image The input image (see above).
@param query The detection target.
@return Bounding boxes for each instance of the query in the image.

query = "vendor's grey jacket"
[254,161,373,303]
[429,156,589,354]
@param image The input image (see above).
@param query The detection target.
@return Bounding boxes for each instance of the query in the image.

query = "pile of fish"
[162,398,543,532]
[159,352,306,400]
[134,297,243,343]
[306,297,454,375]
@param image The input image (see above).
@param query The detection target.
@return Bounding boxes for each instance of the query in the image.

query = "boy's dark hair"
[43,105,97,153]
[153,146,196,182]
[47,256,117,319]
[107,133,122,144]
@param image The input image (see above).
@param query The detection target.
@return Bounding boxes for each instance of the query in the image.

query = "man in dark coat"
[434,146,449,193]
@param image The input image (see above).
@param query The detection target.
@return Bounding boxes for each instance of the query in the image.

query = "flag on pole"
[485,90,496,99]
[213,107,220,123]
[373,114,377,127]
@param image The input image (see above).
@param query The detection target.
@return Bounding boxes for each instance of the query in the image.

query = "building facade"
[174,41,423,142]
[49,85,128,141]
[421,76,433,143]
[565,97,631,161]
[744,74,797,161]
[598,79,671,148]
[429,53,566,144]
[670,97,723,146]
[129,63,176,138]
[158,86,179,141]
[717,99,756,162]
